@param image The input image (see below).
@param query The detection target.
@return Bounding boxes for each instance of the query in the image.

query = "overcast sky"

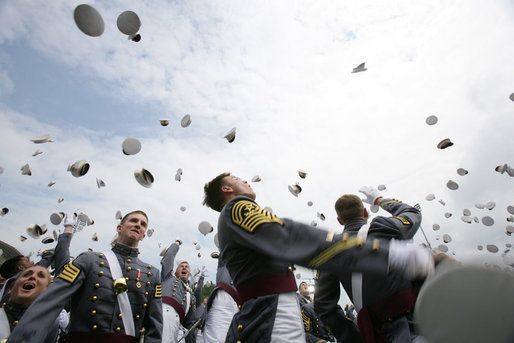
[0,0,513,304]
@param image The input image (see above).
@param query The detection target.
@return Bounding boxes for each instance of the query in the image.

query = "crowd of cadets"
[0,172,437,343]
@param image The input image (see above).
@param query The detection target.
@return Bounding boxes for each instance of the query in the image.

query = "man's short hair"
[203,172,231,212]
[335,194,364,223]
[120,210,148,225]
[0,255,24,279]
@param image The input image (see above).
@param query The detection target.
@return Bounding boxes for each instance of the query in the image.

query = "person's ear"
[221,185,233,194]
[116,225,122,233]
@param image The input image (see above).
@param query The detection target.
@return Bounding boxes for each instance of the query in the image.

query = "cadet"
[203,173,434,343]
[8,210,163,343]
[161,240,201,342]
[315,187,422,342]
[203,258,240,343]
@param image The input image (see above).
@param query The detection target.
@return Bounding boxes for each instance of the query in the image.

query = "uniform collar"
[343,218,367,233]
[3,300,29,321]
[112,242,139,257]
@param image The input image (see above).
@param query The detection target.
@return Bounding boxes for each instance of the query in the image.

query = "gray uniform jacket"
[8,243,163,343]
[161,243,197,328]
[218,196,399,343]
[314,198,421,342]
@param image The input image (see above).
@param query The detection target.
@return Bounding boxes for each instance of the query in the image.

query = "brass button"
[116,327,121,332]
[127,266,132,271]
[147,265,152,269]
[127,258,132,263]
[12,320,18,326]
[287,266,292,272]
[144,291,149,296]
[91,296,98,302]
[143,303,148,308]
[98,271,104,277]
[125,277,129,281]
[99,253,104,258]
[237,324,243,332]
[237,341,241,343]
[90,309,97,316]
[135,314,140,319]
[343,232,349,242]
[94,283,100,289]
[147,271,152,276]
[91,325,97,331]
[372,239,380,252]
[99,261,105,267]
[356,237,364,248]
[146,281,151,286]
[117,313,122,319]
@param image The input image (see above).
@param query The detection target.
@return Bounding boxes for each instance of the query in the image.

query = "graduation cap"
[122,138,142,155]
[115,210,123,220]
[463,209,471,216]
[310,221,317,227]
[175,169,183,182]
[19,235,27,242]
[21,164,31,176]
[210,252,220,259]
[486,244,499,253]
[307,201,313,207]
[116,10,141,36]
[444,212,452,218]
[437,244,449,253]
[180,114,192,128]
[213,233,219,248]
[508,206,514,215]
[224,128,237,143]
[352,62,367,73]
[437,138,454,149]
[30,134,53,144]
[317,212,326,221]
[297,170,307,179]
[251,175,261,182]
[0,208,8,216]
[67,160,89,177]
[146,228,154,237]
[432,224,440,231]
[425,115,438,125]
[50,212,65,225]
[58,198,64,203]
[27,224,48,239]
[198,221,213,236]
[438,199,446,206]
[377,184,386,191]
[32,150,43,157]
[134,168,154,188]
[475,203,485,209]
[461,216,472,224]
[92,233,98,241]
[48,181,56,187]
[73,4,105,37]
[425,194,435,201]
[160,119,170,126]
[446,180,459,190]
[485,201,496,210]
[96,178,106,188]
[180,206,186,212]
[41,237,54,244]
[457,168,468,176]
[288,183,302,197]
[477,245,483,251]
[443,234,452,243]
[482,216,494,226]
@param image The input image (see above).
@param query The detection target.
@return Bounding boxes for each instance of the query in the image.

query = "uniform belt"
[59,331,137,343]
[236,272,297,304]
[216,282,241,306]
[357,288,417,343]
[162,296,186,322]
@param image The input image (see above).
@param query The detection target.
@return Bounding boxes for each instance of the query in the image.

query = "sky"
[0,0,513,304]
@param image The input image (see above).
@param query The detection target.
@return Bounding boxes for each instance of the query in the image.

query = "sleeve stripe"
[309,237,360,268]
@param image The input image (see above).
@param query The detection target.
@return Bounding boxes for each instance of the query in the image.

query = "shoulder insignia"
[58,262,81,283]
[154,284,162,298]
[309,236,360,268]
[231,200,283,233]
[302,310,312,332]
[395,216,411,225]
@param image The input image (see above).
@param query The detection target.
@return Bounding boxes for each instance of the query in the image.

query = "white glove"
[388,240,434,280]
[359,186,381,205]
[63,213,77,227]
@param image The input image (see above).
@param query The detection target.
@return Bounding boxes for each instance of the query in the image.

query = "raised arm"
[161,241,180,282]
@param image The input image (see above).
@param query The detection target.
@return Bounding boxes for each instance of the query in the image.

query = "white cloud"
[0,0,514,292]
